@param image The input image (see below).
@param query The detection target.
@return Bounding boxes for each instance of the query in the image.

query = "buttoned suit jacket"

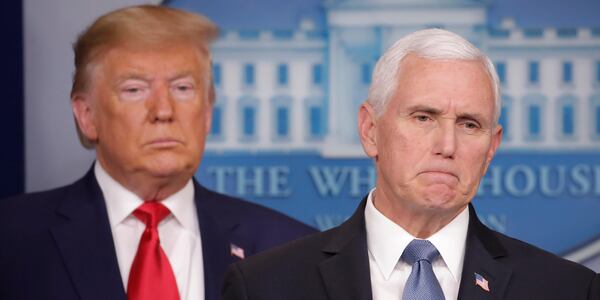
[222,198,600,300]
[0,167,316,300]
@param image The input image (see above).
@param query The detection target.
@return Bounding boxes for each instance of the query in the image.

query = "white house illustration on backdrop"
[170,0,600,270]
[202,0,600,155]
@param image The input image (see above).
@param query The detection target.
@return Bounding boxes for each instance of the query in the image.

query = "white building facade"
[205,0,600,155]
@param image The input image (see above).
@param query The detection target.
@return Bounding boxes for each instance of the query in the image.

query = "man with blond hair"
[221,28,600,300]
[0,5,314,300]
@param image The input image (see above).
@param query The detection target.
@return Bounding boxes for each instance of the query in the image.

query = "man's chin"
[143,158,195,179]
[421,185,460,208]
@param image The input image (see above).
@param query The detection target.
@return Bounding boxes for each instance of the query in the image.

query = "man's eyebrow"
[457,112,485,122]
[169,71,197,81]
[115,73,152,84]
[405,104,442,114]
[406,104,490,124]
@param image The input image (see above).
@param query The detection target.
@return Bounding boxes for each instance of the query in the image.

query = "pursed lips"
[145,137,183,147]
[418,169,459,181]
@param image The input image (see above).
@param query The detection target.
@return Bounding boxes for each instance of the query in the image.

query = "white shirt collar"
[364,188,469,281]
[94,162,199,237]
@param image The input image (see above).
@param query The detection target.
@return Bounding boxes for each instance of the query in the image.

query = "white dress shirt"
[364,189,469,300]
[95,163,205,300]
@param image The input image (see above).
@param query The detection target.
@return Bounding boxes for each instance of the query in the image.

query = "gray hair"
[366,28,501,124]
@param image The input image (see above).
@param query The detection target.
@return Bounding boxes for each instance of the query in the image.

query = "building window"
[562,62,573,84]
[277,64,288,86]
[595,105,600,136]
[557,28,577,38]
[273,30,293,40]
[239,30,260,39]
[243,64,255,86]
[211,106,222,136]
[596,61,600,83]
[528,105,541,137]
[523,28,543,38]
[496,62,506,85]
[591,95,600,139]
[523,94,546,140]
[361,63,371,84]
[561,104,574,136]
[309,106,323,137]
[242,106,255,137]
[276,107,289,137]
[557,95,577,139]
[213,63,222,86]
[271,96,292,140]
[312,64,323,85]
[528,61,539,84]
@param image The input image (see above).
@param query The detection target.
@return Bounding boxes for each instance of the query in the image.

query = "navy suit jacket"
[222,198,600,299]
[0,167,315,300]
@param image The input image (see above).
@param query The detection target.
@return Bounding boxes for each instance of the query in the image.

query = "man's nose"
[148,85,174,123]
[433,121,456,158]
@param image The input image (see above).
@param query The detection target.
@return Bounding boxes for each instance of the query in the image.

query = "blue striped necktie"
[401,239,445,300]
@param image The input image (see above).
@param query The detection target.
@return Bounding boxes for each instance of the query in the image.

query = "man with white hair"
[221,28,600,299]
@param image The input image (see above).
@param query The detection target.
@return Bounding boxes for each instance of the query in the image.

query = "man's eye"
[176,85,191,91]
[119,85,149,101]
[171,83,196,101]
[461,121,482,133]
[124,87,141,93]
[415,115,431,122]
[465,122,478,129]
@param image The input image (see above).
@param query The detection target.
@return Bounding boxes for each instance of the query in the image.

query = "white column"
[223,60,240,148]
[257,61,274,149]
[291,61,309,148]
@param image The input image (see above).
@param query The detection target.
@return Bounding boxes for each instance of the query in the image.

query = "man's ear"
[482,124,503,174]
[71,93,98,142]
[358,102,378,158]
[204,103,213,135]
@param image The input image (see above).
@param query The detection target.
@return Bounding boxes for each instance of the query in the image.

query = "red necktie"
[127,202,180,300]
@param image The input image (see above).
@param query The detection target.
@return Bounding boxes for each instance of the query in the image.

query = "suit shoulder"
[195,184,317,240]
[0,185,71,221]
[202,188,307,224]
[236,226,336,271]
[223,229,337,299]
[0,184,76,248]
[491,229,595,276]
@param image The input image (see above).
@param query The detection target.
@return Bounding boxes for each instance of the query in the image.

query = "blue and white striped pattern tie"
[401,239,445,300]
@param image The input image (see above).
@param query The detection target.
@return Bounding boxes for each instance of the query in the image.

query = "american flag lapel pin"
[474,272,490,292]
[230,243,245,259]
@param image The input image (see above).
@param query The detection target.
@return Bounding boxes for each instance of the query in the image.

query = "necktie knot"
[132,201,171,229]
[401,239,445,300]
[402,239,440,265]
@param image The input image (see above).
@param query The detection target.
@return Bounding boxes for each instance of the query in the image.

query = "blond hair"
[71,5,218,148]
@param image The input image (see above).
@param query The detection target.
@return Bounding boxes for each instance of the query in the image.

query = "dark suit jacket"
[0,167,316,300]
[222,198,600,300]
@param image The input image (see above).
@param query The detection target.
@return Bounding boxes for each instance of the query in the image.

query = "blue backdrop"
[167,0,600,265]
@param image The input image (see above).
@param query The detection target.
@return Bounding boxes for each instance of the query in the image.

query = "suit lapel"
[51,168,126,300]
[193,181,237,300]
[458,204,512,300]
[319,198,373,300]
